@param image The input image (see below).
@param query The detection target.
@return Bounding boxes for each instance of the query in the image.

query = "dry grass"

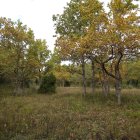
[0,87,140,140]
[122,88,140,95]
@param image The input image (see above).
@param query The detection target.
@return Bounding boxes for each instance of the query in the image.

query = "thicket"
[38,73,56,94]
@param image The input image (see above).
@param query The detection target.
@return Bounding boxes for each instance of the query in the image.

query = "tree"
[83,0,140,103]
[79,0,108,94]
[0,18,32,93]
[101,0,140,104]
[0,17,50,94]
[53,0,89,96]
[53,0,140,104]
[27,39,50,84]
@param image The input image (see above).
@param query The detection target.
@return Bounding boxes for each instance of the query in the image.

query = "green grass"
[0,87,140,140]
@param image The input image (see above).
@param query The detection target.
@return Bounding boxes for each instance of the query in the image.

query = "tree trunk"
[81,57,86,96]
[91,60,95,94]
[101,66,109,96]
[115,79,121,105]
[115,68,122,105]
[115,52,123,105]
[100,51,123,105]
[106,76,110,95]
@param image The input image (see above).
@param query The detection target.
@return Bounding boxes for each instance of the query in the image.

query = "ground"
[0,87,140,140]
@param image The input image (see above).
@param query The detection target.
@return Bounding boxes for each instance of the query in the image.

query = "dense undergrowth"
[0,87,140,140]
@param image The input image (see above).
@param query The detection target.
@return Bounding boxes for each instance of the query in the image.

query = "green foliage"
[38,73,56,94]
[0,17,50,94]
[53,0,140,104]
[121,60,140,88]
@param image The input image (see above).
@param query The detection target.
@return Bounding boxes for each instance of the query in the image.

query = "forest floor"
[0,87,140,140]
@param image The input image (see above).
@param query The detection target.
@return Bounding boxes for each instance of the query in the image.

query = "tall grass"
[0,87,140,140]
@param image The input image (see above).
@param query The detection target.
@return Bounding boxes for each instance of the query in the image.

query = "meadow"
[0,87,140,140]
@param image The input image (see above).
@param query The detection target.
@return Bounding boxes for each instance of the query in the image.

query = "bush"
[38,73,56,94]
[64,80,71,87]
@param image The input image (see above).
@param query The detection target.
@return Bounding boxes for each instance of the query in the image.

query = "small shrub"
[38,73,56,94]
[64,80,71,87]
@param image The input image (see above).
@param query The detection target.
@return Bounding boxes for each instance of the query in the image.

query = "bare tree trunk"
[94,43,124,105]
[101,66,109,96]
[115,67,122,105]
[115,79,121,105]
[114,52,123,105]
[81,57,86,96]
[91,60,95,94]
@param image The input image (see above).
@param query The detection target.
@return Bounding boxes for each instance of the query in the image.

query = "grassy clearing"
[0,87,140,140]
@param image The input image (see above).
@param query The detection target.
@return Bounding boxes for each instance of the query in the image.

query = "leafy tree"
[101,0,140,104]
[53,0,140,104]
[79,0,108,94]
[53,0,111,95]
[0,17,50,94]
[27,39,50,84]
[53,0,88,95]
